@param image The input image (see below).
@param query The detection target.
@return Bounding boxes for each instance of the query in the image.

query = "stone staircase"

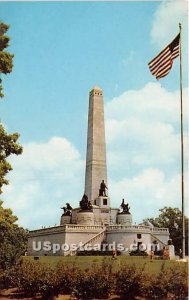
[70,227,106,256]
[150,232,167,247]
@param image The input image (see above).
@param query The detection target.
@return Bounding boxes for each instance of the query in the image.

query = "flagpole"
[179,23,185,259]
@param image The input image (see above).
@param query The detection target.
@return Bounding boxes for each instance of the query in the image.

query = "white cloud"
[109,168,184,223]
[106,82,180,124]
[150,1,188,47]
[3,137,85,229]
[105,83,188,180]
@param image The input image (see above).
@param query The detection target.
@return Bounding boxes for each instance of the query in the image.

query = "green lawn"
[23,255,188,275]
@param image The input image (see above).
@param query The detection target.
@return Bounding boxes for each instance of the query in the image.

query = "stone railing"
[29,223,169,237]
[150,227,169,233]
[29,225,66,236]
[29,224,105,236]
[65,224,105,231]
[107,225,149,231]
[106,225,169,233]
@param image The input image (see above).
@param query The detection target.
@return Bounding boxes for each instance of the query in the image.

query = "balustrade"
[106,225,169,233]
[29,224,169,237]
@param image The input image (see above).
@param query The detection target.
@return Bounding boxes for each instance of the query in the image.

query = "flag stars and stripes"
[148,33,180,80]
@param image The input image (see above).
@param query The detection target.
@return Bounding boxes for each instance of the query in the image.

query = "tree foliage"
[0,21,14,98]
[0,21,22,193]
[0,124,22,193]
[0,200,28,269]
[0,21,26,270]
[143,206,188,254]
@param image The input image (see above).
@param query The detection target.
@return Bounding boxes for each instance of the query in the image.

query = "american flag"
[148,33,180,80]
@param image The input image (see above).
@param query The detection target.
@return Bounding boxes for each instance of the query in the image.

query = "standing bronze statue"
[99,180,108,197]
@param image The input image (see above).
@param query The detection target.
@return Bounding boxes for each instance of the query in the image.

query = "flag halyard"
[148,33,180,80]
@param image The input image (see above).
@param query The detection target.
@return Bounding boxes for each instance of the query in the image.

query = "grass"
[23,255,188,275]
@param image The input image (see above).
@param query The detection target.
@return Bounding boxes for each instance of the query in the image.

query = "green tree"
[143,206,188,254]
[0,21,26,270]
[0,21,14,98]
[0,21,22,192]
[0,124,22,193]
[0,200,28,269]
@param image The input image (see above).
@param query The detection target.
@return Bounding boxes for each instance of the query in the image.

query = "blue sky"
[0,1,188,229]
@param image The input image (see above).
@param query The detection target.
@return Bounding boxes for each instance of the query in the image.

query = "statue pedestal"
[94,196,110,207]
[76,211,94,225]
[60,215,71,225]
[117,213,132,226]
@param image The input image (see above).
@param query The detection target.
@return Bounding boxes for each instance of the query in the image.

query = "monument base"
[117,213,132,226]
[77,211,94,225]
[94,196,110,207]
[60,215,71,225]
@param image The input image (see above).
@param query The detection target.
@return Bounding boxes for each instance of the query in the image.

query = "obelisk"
[84,86,107,203]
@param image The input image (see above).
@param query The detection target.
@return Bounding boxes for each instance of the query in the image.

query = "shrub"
[11,261,79,299]
[164,266,188,299]
[154,249,163,256]
[115,264,143,299]
[139,273,168,299]
[37,266,61,299]
[72,258,114,299]
[77,250,121,256]
[0,268,12,289]
[54,263,79,296]
[13,261,47,297]
[129,249,148,256]
[74,269,113,299]
[1,257,187,300]
[139,263,188,299]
